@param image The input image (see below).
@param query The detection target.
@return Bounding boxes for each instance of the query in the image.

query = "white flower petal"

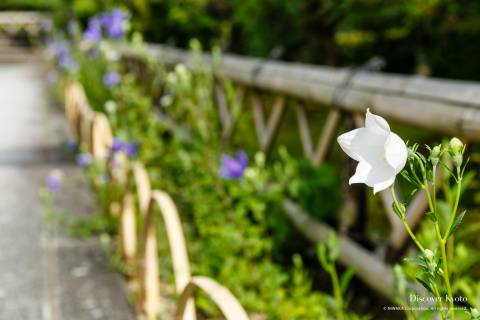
[365,109,390,136]
[338,109,406,194]
[373,176,396,194]
[338,127,386,164]
[349,161,371,184]
[350,160,395,192]
[385,132,408,174]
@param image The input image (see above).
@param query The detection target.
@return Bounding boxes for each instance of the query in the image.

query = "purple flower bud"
[103,72,121,88]
[46,170,62,192]
[111,137,124,153]
[219,150,248,180]
[124,142,138,158]
[76,153,93,167]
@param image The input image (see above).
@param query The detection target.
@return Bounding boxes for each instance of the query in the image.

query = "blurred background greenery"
[6,0,480,80]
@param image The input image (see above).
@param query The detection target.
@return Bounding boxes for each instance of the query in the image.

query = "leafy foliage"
[43,30,354,318]
[44,0,480,80]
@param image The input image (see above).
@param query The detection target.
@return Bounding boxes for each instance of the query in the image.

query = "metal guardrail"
[64,81,250,320]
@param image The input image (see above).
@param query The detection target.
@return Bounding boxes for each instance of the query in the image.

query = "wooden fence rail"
[64,81,249,320]
[119,43,480,140]
[0,11,48,34]
[115,43,479,300]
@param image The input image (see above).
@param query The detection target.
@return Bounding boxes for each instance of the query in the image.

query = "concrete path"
[0,47,134,319]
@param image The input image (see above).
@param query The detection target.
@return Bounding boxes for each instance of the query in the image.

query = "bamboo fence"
[117,43,480,300]
[0,11,48,34]
[64,81,250,320]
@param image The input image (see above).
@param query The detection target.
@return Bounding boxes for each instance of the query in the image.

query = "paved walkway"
[0,47,134,319]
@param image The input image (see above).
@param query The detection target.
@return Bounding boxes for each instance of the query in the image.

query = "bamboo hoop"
[174,276,249,320]
[64,79,250,320]
[91,112,113,160]
[118,162,151,271]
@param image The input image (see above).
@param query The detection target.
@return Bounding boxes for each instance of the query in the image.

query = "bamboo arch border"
[64,81,250,320]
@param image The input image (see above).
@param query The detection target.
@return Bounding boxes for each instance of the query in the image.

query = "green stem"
[432,282,447,320]
[330,266,344,320]
[432,167,437,217]
[427,167,455,318]
[443,177,462,242]
[439,234,455,319]
[401,218,425,252]
[390,186,425,252]
[438,174,461,319]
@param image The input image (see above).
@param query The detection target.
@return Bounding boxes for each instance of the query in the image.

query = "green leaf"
[416,277,435,295]
[316,244,330,270]
[392,201,406,219]
[340,267,356,296]
[417,153,427,163]
[404,255,428,269]
[401,171,414,184]
[409,188,418,197]
[447,210,466,238]
[425,211,437,222]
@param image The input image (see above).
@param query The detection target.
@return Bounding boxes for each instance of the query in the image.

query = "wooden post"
[119,191,137,268]
[312,109,342,165]
[260,96,286,155]
[222,86,245,143]
[251,92,266,143]
[295,102,314,159]
[214,79,233,132]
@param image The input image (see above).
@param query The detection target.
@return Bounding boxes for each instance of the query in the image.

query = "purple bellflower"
[46,170,62,192]
[76,153,93,167]
[65,138,77,152]
[103,72,121,88]
[111,138,124,153]
[83,16,102,43]
[101,9,129,39]
[110,137,138,158]
[219,150,248,180]
[124,142,138,158]
[56,47,78,73]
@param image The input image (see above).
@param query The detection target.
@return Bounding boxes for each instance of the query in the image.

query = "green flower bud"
[431,145,441,158]
[423,249,439,273]
[424,249,434,260]
[449,137,463,155]
[448,137,464,168]
[392,201,406,219]
[429,145,442,166]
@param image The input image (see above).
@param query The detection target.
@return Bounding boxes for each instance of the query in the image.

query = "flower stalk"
[390,185,425,252]
[338,111,469,319]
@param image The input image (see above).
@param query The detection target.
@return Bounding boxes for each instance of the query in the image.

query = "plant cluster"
[39,7,480,319]
[338,110,480,319]
[40,11,367,319]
